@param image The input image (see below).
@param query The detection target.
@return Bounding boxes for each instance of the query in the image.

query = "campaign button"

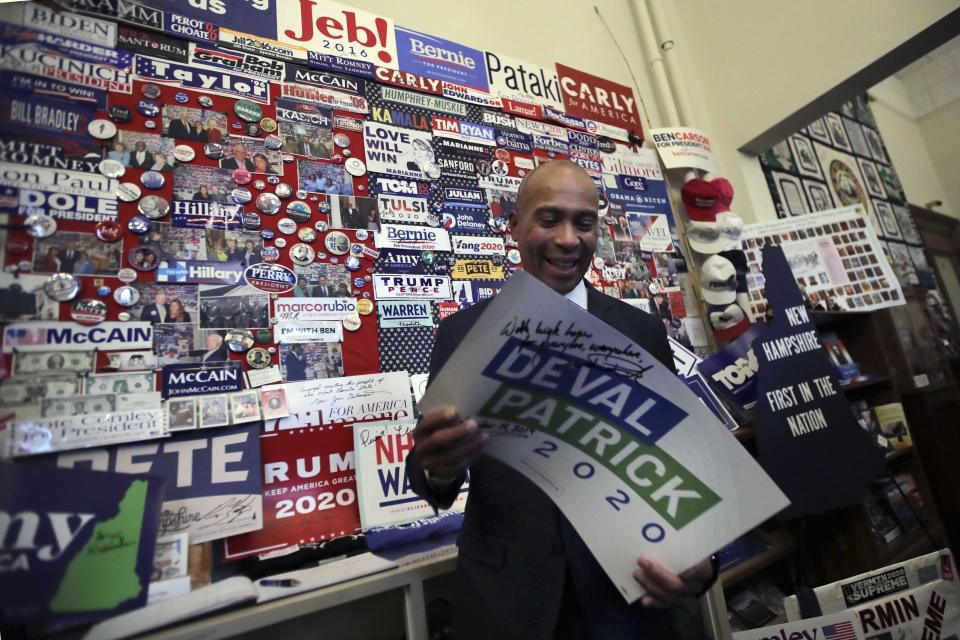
[256,192,281,215]
[356,298,373,315]
[260,228,275,240]
[95,220,123,242]
[246,347,271,368]
[421,250,436,266]
[273,237,287,248]
[267,346,276,354]
[297,227,316,242]
[253,179,266,190]
[333,133,350,148]
[242,212,261,229]
[24,213,57,238]
[113,285,140,307]
[261,246,280,262]
[342,149,352,158]
[97,285,112,297]
[255,328,272,344]
[232,168,252,185]
[245,123,261,137]
[225,329,254,352]
[352,277,364,289]
[71,298,108,325]
[231,120,241,130]
[137,100,160,117]
[423,162,441,179]
[141,83,162,99]
[175,92,189,103]
[144,120,158,130]
[264,134,282,150]
[350,243,363,256]
[289,242,314,265]
[141,171,165,189]
[277,218,296,235]
[138,195,170,219]
[314,220,329,232]
[127,215,152,235]
[117,310,132,321]
[108,105,131,123]
[173,144,195,162]
[234,99,262,122]
[275,183,293,199]
[315,251,327,261]
[198,95,214,108]
[287,206,310,226]
[495,148,511,163]
[507,248,522,265]
[287,200,309,215]
[354,229,369,241]
[129,245,160,271]
[296,189,308,200]
[117,267,138,283]
[342,314,361,331]
[259,117,277,132]
[44,273,80,301]
[344,158,366,177]
[324,231,349,255]
[88,118,118,139]
[282,153,295,164]
[344,255,361,272]
[232,188,252,204]
[592,256,604,269]
[204,143,224,159]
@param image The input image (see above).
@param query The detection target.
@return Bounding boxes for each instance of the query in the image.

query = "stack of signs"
[0,464,165,627]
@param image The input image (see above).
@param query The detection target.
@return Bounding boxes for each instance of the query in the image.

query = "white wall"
[870,77,959,218]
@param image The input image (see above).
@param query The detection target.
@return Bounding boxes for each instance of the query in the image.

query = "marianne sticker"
[244,263,296,293]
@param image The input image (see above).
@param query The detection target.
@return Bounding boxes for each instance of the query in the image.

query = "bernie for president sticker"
[243,263,296,294]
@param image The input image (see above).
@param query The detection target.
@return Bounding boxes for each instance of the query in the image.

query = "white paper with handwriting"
[419,271,789,603]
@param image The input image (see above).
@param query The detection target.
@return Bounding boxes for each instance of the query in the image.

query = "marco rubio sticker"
[377,300,433,328]
[374,274,452,300]
[162,361,243,398]
[244,263,296,293]
[452,235,505,256]
[375,223,451,251]
[277,0,399,69]
[377,195,429,223]
[274,297,357,321]
[556,62,641,131]
[395,27,487,91]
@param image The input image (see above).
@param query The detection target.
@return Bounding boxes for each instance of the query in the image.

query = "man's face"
[232,144,245,160]
[155,292,167,305]
[206,334,220,349]
[509,163,598,294]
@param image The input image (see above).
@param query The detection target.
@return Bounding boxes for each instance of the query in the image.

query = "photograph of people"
[282,344,307,382]
[128,141,151,169]
[221,143,256,171]
[293,276,311,297]
[107,141,129,165]
[168,398,196,431]
[167,111,194,140]
[200,395,229,429]
[150,152,175,172]
[311,275,335,297]
[140,290,169,324]
[200,332,228,363]
[167,298,191,323]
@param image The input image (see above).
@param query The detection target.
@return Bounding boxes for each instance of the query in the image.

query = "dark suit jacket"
[167,119,193,140]
[221,157,256,171]
[407,283,707,640]
[140,303,169,324]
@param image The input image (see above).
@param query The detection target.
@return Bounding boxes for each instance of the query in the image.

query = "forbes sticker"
[162,362,243,399]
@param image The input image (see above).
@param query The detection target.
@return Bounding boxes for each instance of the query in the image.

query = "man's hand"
[412,405,489,479]
[632,556,714,608]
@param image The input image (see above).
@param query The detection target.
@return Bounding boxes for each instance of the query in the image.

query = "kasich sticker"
[243,263,296,293]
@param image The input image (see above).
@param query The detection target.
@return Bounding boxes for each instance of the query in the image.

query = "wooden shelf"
[884,445,914,463]
[720,529,797,589]
[878,522,943,566]
[840,376,890,392]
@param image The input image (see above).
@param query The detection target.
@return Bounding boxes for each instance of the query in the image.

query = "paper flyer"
[419,271,789,602]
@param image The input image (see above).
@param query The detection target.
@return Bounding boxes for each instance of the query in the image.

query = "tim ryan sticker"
[244,263,297,293]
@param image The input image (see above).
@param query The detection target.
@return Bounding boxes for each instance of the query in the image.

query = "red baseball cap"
[681,178,734,222]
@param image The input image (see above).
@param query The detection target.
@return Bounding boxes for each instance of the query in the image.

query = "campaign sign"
[265,372,413,432]
[374,274,452,300]
[556,62,642,131]
[222,425,360,560]
[697,323,764,412]
[3,322,153,353]
[56,423,264,544]
[380,85,466,116]
[134,55,270,103]
[117,25,190,63]
[471,281,503,302]
[0,135,101,172]
[189,43,285,81]
[376,249,426,274]
[273,297,357,321]
[395,27,487,92]
[419,271,788,603]
[369,175,431,197]
[306,51,376,79]
[0,162,114,196]
[244,263,297,294]
[156,260,244,285]
[443,186,486,208]
[495,129,533,154]
[451,259,504,280]
[275,321,344,343]
[2,71,107,108]
[162,362,243,399]
[277,0,399,69]
[627,212,673,252]
[377,194,430,224]
[451,235,505,256]
[375,224,451,252]
[0,464,164,626]
[649,127,716,173]
[171,201,243,230]
[8,409,167,457]
[284,63,365,96]
[19,2,117,46]
[442,209,488,233]
[354,420,467,530]
[0,42,132,93]
[3,186,118,222]
[752,246,884,519]
[1,23,132,68]
[484,51,563,110]
[363,121,434,180]
[378,300,433,328]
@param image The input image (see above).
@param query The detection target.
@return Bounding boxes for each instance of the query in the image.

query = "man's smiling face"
[508,161,599,295]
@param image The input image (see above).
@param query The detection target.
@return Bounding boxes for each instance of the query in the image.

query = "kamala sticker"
[244,263,296,293]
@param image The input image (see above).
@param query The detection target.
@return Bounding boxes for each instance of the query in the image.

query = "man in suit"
[283,344,307,381]
[311,275,334,298]
[221,143,256,171]
[167,112,194,140]
[406,161,716,640]
[140,290,169,324]
[128,141,152,169]
[200,332,228,363]
[59,240,79,273]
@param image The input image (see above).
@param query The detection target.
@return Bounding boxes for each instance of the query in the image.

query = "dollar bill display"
[84,372,155,395]
[40,392,162,418]
[13,351,94,375]
[0,376,83,406]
